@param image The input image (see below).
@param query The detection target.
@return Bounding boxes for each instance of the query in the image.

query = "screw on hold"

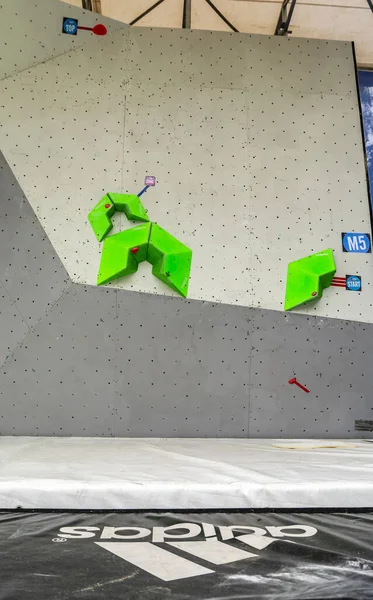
[131,247,140,254]
[288,377,310,393]
[165,271,170,277]
[311,291,317,297]
[104,203,111,209]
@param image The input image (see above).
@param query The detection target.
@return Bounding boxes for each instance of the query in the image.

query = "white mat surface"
[0,437,373,510]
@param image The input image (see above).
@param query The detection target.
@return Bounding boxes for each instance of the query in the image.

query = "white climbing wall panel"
[0,7,371,322]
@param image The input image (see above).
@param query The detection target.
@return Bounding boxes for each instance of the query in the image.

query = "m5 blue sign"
[342,232,371,253]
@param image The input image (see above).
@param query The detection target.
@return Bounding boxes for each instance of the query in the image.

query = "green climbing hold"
[88,193,149,243]
[284,248,336,311]
[107,193,149,222]
[148,223,192,298]
[88,195,115,242]
[89,186,192,297]
[97,223,151,286]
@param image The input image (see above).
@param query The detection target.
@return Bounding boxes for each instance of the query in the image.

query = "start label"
[346,275,362,291]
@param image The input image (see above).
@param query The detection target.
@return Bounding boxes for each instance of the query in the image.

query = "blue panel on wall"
[358,70,373,215]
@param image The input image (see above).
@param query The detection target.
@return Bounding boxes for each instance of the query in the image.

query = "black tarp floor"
[1,511,373,599]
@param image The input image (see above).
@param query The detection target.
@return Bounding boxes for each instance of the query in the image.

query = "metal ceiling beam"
[92,0,101,13]
[274,0,297,36]
[129,0,166,26]
[204,0,239,33]
[182,0,191,28]
[82,0,101,13]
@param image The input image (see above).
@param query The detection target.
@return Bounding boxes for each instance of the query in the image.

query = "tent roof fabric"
[64,0,373,67]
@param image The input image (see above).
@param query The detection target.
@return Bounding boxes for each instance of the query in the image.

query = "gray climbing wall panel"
[1,152,373,438]
[250,312,373,437]
[0,153,71,366]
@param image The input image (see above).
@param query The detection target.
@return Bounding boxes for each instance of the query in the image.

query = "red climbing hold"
[288,377,310,393]
[131,247,140,254]
[77,23,108,36]
[92,23,107,36]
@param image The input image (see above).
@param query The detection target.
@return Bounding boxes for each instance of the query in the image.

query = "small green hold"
[284,248,336,311]
[88,195,115,242]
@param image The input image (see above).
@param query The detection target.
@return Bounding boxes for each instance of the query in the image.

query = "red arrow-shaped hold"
[78,24,107,36]
[288,377,310,393]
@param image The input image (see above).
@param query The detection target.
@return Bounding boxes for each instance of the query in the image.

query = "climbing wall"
[0,16,371,321]
[1,150,373,438]
[0,0,372,438]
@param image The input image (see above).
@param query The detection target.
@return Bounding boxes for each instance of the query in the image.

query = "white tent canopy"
[64,0,373,67]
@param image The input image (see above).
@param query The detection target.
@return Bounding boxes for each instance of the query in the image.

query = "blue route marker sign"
[346,275,362,291]
[62,17,78,35]
[341,232,371,253]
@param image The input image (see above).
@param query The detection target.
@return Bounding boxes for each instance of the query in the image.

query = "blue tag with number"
[62,17,78,35]
[342,232,371,253]
[346,275,362,291]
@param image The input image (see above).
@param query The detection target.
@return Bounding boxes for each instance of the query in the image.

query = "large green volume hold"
[89,187,192,297]
[97,223,151,286]
[88,195,115,242]
[148,223,192,298]
[284,248,336,311]
[88,193,149,243]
